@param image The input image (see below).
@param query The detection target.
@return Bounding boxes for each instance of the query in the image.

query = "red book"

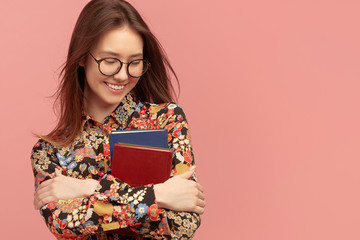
[109,143,172,236]
[111,143,173,187]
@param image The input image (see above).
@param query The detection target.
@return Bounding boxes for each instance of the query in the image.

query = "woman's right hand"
[153,166,206,215]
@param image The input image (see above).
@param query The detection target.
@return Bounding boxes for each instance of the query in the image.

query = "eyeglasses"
[89,52,150,78]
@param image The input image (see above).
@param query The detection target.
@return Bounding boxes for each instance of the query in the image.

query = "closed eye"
[103,58,118,64]
[130,59,143,65]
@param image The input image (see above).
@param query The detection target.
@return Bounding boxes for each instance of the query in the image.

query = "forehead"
[92,26,143,56]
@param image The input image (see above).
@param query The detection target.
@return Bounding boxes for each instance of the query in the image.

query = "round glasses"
[89,52,150,78]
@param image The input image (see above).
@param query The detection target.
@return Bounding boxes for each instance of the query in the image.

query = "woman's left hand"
[33,168,99,210]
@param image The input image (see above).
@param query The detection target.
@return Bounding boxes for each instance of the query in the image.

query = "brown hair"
[41,0,178,147]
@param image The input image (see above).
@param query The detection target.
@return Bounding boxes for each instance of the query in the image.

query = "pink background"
[1,0,360,239]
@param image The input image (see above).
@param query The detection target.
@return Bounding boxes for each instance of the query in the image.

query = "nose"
[113,64,129,82]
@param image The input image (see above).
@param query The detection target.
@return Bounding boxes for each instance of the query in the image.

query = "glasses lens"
[128,59,149,77]
[99,58,121,75]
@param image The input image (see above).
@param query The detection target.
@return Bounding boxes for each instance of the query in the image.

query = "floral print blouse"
[31,93,200,240]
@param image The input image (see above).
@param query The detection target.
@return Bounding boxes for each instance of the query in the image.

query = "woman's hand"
[154,166,206,215]
[33,168,99,210]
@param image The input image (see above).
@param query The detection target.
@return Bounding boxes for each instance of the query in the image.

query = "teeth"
[106,83,124,90]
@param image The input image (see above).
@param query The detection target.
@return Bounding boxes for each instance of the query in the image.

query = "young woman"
[31,0,206,239]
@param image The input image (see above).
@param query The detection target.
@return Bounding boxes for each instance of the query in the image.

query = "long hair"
[41,0,178,147]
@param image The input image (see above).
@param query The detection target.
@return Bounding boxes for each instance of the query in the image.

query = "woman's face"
[83,26,143,113]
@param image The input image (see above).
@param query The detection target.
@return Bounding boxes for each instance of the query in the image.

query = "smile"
[106,82,125,90]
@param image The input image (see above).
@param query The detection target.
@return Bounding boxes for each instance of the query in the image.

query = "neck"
[84,102,114,123]
[84,96,119,124]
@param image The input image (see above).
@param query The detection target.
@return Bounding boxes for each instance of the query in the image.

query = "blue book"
[109,129,168,160]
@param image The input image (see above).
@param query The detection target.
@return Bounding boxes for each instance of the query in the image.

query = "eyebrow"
[97,51,143,58]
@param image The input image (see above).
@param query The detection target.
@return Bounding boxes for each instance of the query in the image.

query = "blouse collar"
[81,93,139,129]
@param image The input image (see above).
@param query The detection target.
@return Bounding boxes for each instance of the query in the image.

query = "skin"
[34,26,206,215]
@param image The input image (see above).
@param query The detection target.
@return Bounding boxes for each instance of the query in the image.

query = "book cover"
[111,143,173,187]
[109,129,168,160]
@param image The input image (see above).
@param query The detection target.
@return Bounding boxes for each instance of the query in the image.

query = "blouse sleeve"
[31,140,165,238]
[133,103,201,239]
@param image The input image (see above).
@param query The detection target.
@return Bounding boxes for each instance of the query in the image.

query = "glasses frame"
[88,52,150,78]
